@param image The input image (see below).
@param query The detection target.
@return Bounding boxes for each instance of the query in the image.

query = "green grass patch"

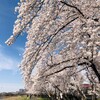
[4,96,30,100]
[37,97,50,100]
[98,98,100,100]
[4,95,50,100]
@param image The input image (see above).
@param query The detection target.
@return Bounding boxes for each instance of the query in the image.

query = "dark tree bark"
[90,60,100,82]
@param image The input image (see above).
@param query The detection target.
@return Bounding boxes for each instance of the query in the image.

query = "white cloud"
[0,83,24,92]
[0,45,24,93]
[0,46,19,71]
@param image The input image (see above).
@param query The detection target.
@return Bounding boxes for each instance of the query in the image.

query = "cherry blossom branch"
[43,65,75,78]
[60,1,85,17]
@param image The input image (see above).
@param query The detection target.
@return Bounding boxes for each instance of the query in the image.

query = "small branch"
[60,1,84,17]
[56,17,79,33]
[45,65,74,77]
[44,17,78,49]
[90,60,100,82]
[70,67,88,76]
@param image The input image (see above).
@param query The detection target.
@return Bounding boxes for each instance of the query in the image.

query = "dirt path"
[0,97,3,100]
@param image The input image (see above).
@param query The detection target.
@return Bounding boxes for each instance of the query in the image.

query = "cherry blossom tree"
[6,0,100,97]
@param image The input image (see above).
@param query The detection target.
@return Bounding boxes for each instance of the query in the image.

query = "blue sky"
[0,0,27,92]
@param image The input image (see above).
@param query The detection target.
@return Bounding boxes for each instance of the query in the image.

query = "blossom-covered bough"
[6,0,100,98]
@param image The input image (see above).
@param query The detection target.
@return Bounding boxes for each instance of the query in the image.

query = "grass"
[4,96,30,100]
[37,97,49,100]
[98,98,100,100]
[4,96,50,100]
[4,96,100,100]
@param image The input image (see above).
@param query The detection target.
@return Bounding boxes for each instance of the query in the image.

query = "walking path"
[0,97,3,100]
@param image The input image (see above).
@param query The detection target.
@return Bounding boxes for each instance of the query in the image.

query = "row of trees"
[6,0,100,99]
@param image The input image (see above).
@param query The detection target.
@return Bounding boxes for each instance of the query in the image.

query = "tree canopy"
[6,0,100,97]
